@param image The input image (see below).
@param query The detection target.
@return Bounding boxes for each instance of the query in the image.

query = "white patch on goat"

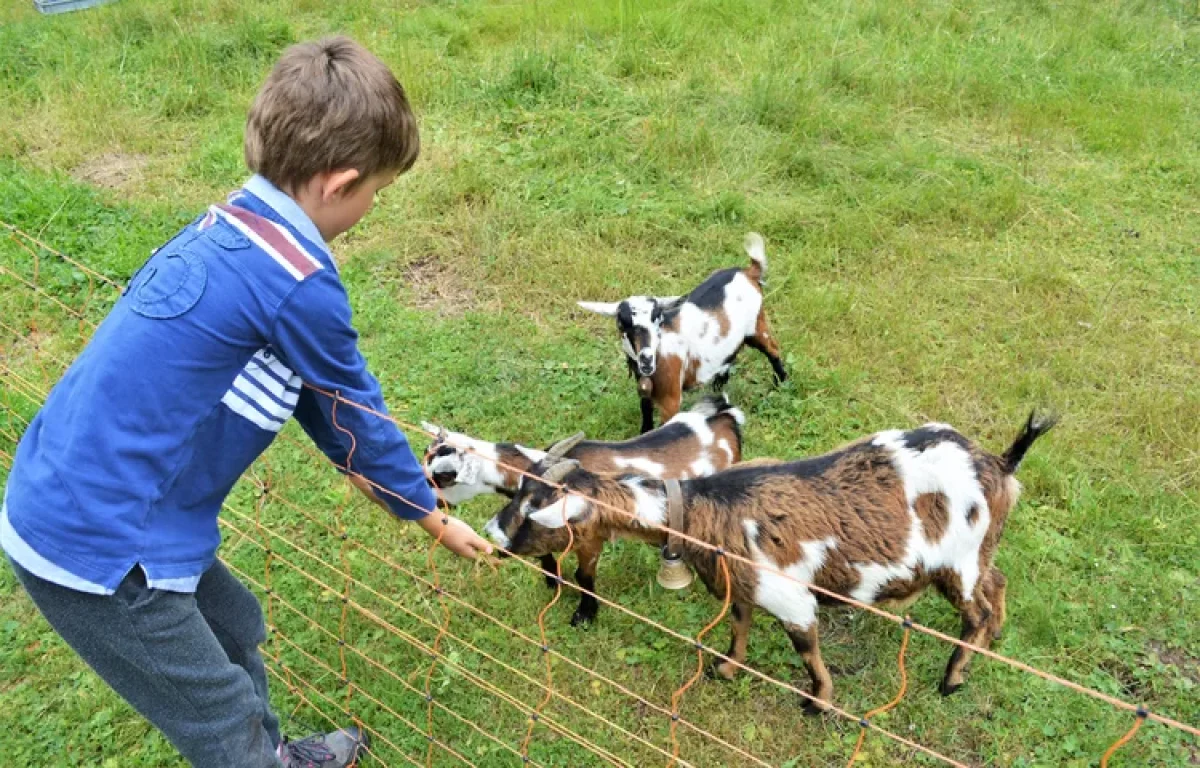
[744,521,837,631]
[664,275,765,387]
[612,455,666,478]
[624,478,666,527]
[483,516,510,549]
[625,296,658,325]
[717,438,734,465]
[850,431,990,603]
[664,411,715,446]
[689,456,716,478]
[527,494,590,529]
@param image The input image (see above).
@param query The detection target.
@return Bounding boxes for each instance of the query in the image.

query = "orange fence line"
[252,454,775,768]
[220,557,548,768]
[1100,709,1148,768]
[219,512,633,767]
[1,221,124,290]
[271,629,478,767]
[846,623,912,767]
[264,661,417,768]
[218,511,648,768]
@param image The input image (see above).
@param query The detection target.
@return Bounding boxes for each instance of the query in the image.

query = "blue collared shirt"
[2,176,436,594]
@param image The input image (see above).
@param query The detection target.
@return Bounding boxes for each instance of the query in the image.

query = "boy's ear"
[321,169,361,201]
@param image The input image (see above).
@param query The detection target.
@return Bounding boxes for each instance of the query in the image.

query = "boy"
[1,37,492,768]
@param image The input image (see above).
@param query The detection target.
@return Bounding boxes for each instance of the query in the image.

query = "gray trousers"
[8,555,282,768]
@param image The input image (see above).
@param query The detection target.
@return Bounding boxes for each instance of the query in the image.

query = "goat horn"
[545,431,586,459]
[540,459,579,484]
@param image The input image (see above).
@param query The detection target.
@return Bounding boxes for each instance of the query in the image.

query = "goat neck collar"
[663,478,686,557]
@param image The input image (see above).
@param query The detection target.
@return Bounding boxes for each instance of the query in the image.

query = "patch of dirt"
[1146,639,1200,686]
[402,255,486,317]
[1,327,52,368]
[71,152,149,191]
[1097,658,1146,700]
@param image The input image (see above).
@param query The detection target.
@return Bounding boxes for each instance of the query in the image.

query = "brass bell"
[656,549,693,590]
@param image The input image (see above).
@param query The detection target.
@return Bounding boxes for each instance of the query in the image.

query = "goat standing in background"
[493,412,1055,709]
[578,233,787,433]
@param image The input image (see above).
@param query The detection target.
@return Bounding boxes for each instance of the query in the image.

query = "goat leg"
[570,544,603,627]
[782,621,833,714]
[708,601,754,680]
[538,554,560,590]
[746,310,787,384]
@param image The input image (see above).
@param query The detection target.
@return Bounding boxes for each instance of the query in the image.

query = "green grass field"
[1,0,1198,765]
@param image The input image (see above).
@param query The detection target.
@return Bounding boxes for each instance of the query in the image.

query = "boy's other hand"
[418,513,494,560]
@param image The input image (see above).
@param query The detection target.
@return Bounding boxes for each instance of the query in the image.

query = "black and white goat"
[425,397,745,625]
[489,412,1055,707]
[578,233,787,433]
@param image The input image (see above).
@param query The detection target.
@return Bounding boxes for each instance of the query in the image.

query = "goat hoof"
[570,611,595,628]
[939,680,963,697]
[707,661,737,681]
[802,700,830,717]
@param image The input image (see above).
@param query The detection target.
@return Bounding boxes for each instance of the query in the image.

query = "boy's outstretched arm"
[346,475,491,558]
[271,271,492,559]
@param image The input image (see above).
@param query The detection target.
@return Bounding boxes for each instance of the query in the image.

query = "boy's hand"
[417,513,495,560]
[347,474,493,559]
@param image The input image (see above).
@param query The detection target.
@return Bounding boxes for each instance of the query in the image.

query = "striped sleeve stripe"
[222,390,287,432]
[237,371,300,410]
[231,378,295,423]
[251,350,302,392]
[213,205,323,280]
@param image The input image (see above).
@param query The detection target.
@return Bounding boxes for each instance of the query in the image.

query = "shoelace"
[283,736,337,766]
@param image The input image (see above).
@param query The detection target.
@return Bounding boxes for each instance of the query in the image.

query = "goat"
[426,397,746,626]
[578,232,787,434]
[491,412,1056,709]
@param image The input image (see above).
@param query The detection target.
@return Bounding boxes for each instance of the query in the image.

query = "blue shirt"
[1,176,437,594]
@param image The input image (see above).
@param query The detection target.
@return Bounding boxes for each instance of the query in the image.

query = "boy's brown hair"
[245,36,419,193]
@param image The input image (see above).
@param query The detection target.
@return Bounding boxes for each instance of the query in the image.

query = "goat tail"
[689,394,745,425]
[744,232,767,283]
[1001,410,1058,474]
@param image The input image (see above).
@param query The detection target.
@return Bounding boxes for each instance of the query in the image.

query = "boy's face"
[321,170,398,241]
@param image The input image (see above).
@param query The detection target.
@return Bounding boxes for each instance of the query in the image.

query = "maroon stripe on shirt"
[218,204,321,278]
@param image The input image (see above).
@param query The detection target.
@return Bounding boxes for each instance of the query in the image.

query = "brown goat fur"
[498,412,1055,707]
[481,399,745,626]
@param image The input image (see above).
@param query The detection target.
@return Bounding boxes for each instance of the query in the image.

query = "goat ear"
[421,421,442,437]
[528,493,590,529]
[577,301,620,317]
[655,295,683,308]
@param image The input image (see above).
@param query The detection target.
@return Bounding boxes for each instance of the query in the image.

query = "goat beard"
[637,376,654,398]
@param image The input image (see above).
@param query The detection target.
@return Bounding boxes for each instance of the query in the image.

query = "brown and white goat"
[492,413,1055,708]
[578,233,787,433]
[427,397,745,626]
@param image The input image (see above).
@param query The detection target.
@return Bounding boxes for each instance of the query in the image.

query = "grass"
[1,0,1198,765]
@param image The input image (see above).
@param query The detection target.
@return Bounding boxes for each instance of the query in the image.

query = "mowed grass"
[1,0,1198,765]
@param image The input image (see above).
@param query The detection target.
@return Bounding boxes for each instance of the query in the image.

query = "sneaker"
[279,726,370,767]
